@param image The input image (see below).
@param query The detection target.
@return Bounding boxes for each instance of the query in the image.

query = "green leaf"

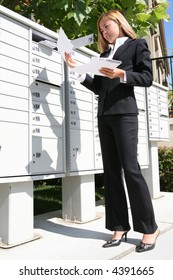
[136,13,151,22]
[73,11,86,26]
[153,5,170,21]
[2,0,170,49]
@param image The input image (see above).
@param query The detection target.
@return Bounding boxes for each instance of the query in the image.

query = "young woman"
[65,10,160,253]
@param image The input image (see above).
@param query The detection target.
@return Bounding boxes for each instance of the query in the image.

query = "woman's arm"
[99,67,125,80]
[65,52,102,95]
[125,39,153,87]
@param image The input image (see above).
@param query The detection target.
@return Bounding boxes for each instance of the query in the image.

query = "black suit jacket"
[81,38,153,116]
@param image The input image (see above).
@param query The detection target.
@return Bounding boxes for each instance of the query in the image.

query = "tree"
[1,0,170,51]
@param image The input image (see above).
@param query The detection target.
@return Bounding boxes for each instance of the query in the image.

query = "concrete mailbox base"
[62,174,97,223]
[0,181,39,248]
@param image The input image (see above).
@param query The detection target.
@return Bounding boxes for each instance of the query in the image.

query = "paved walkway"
[0,192,173,260]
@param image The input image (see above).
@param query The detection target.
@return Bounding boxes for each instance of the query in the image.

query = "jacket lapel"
[100,48,111,58]
[113,38,134,60]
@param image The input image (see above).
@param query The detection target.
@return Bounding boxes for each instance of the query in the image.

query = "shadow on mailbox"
[26,67,65,177]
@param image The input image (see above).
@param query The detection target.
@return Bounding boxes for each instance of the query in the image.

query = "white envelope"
[74,57,122,76]
[57,28,74,59]
[57,27,94,59]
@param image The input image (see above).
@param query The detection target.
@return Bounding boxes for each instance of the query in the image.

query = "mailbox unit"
[0,10,65,182]
[146,82,169,141]
[0,5,170,246]
[142,82,169,198]
[65,48,102,175]
[0,13,30,178]
[30,37,65,176]
[135,86,149,168]
[0,6,65,246]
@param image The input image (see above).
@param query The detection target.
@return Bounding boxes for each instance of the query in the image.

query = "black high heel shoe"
[102,231,129,248]
[135,229,160,253]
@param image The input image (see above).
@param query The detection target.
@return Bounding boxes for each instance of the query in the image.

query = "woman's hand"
[99,67,125,79]
[64,52,78,68]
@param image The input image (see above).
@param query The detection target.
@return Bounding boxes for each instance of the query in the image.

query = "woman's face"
[99,16,121,44]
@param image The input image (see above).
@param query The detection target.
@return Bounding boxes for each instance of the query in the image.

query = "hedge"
[158,147,173,192]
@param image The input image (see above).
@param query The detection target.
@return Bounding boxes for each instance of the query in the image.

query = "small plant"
[34,179,62,215]
[34,176,105,215]
[158,147,173,192]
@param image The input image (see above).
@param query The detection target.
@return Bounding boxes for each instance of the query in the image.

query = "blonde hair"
[97,10,137,53]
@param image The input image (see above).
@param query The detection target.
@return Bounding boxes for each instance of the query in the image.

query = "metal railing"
[152,55,173,118]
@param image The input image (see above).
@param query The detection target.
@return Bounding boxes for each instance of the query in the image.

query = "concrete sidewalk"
[0,192,173,260]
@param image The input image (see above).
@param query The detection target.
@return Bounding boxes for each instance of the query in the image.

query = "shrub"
[158,147,173,192]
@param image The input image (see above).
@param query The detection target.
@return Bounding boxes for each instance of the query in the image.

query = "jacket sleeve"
[81,74,103,95]
[126,39,153,87]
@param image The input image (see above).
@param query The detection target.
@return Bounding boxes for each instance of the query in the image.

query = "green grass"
[34,179,105,216]
[34,184,62,215]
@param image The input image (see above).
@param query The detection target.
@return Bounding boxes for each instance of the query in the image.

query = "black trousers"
[98,115,158,234]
